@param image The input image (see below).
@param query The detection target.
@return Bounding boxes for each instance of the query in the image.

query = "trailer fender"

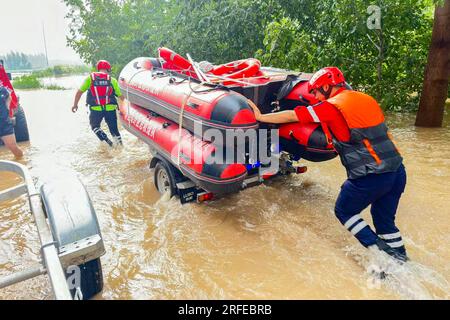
[149,155,165,169]
[40,175,105,267]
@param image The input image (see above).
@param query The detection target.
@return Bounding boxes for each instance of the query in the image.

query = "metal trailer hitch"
[0,161,105,300]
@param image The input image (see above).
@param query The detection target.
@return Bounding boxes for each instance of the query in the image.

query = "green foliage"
[64,0,177,69]
[44,84,69,90]
[170,0,281,63]
[258,0,433,111]
[32,65,90,78]
[13,73,71,90]
[64,0,435,112]
[13,75,42,89]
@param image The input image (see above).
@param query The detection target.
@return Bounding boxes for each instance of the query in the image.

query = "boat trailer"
[0,161,105,300]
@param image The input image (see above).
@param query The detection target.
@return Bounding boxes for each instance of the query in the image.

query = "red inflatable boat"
[159,48,336,159]
[119,103,248,194]
[119,48,339,196]
[119,57,258,146]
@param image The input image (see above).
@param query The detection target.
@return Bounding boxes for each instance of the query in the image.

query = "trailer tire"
[154,161,177,198]
[13,105,30,143]
[67,258,103,300]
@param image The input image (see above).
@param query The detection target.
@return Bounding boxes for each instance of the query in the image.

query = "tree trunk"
[415,0,450,127]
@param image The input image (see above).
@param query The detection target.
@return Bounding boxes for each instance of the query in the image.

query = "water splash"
[352,245,450,300]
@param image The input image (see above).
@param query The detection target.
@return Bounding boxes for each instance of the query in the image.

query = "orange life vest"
[327,90,403,179]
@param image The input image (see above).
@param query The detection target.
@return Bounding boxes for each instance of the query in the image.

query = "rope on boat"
[177,54,210,169]
[177,86,192,167]
[177,84,204,169]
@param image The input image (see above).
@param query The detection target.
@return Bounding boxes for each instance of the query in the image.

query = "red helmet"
[96,60,111,72]
[308,67,345,93]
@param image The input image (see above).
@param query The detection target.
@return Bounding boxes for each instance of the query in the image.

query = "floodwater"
[0,76,449,300]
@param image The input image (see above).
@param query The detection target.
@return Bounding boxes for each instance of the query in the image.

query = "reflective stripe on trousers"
[334,164,407,248]
[89,109,121,142]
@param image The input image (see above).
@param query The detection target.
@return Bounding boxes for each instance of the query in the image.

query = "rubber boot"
[104,138,114,147]
[94,128,114,147]
[113,135,123,146]
[375,238,409,263]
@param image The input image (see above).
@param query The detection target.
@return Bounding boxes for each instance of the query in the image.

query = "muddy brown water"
[0,78,449,299]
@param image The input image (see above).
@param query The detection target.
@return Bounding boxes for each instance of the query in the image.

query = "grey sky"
[0,0,82,62]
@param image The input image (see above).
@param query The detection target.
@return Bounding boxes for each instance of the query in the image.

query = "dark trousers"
[89,109,121,142]
[335,164,407,249]
[0,117,14,137]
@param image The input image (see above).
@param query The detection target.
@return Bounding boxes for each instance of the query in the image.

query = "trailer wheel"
[67,258,103,300]
[154,161,177,197]
[13,105,30,142]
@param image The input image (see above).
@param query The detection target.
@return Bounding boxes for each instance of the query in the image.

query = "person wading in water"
[72,60,124,147]
[249,67,408,263]
[0,86,23,158]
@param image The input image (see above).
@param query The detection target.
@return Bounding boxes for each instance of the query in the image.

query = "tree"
[170,0,280,63]
[63,0,277,68]
[64,0,436,112]
[27,54,48,69]
[257,0,433,111]
[415,0,450,127]
[64,0,181,74]
[0,52,32,70]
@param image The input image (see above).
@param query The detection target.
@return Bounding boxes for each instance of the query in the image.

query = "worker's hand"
[72,105,78,113]
[247,99,262,120]
[118,100,125,111]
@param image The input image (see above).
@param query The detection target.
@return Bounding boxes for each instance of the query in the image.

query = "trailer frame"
[0,161,105,300]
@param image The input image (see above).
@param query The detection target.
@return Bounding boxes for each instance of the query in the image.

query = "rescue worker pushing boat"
[249,67,408,263]
[72,60,124,147]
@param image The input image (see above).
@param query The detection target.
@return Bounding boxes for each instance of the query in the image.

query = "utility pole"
[42,22,50,67]
[415,0,450,127]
